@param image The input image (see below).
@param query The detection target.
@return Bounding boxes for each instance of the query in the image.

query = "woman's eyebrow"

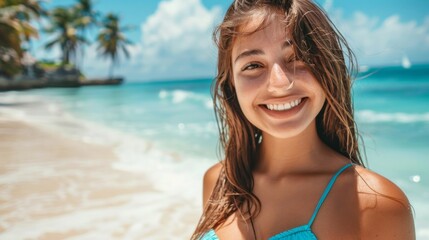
[233,40,292,64]
[234,49,264,64]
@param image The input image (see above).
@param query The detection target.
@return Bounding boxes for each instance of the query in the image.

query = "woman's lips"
[259,97,307,118]
[265,98,303,111]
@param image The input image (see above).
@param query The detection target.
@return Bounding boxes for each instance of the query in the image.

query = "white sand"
[0,118,202,240]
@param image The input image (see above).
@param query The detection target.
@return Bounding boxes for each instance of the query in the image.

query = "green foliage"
[44,7,88,65]
[36,60,62,70]
[0,0,45,77]
[96,13,132,78]
[0,46,21,77]
[74,0,99,32]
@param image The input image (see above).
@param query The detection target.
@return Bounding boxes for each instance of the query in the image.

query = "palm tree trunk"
[109,59,114,79]
[63,50,69,65]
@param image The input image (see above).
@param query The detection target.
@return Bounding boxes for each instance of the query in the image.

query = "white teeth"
[266,98,302,111]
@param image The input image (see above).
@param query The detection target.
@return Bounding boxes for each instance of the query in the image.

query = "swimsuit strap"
[307,163,353,227]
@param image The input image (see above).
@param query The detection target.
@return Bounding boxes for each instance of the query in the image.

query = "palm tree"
[96,13,132,78]
[0,0,45,48]
[74,0,98,32]
[73,0,98,66]
[0,21,22,76]
[0,0,44,77]
[0,4,27,59]
[13,0,47,52]
[44,7,88,66]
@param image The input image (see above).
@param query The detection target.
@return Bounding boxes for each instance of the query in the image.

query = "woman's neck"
[256,121,337,176]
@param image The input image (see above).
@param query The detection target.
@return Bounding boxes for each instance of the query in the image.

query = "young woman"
[192,0,415,239]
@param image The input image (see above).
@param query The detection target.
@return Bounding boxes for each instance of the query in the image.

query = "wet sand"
[0,119,200,239]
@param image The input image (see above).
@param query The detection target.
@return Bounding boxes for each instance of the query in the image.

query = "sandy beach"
[0,117,202,239]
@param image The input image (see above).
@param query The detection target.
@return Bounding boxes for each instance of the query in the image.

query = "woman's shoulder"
[204,162,224,184]
[352,165,415,239]
[202,162,224,207]
[353,165,410,208]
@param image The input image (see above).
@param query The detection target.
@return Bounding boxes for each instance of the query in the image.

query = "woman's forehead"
[233,17,292,54]
[237,11,289,33]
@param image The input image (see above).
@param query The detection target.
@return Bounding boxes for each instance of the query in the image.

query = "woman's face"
[231,16,326,139]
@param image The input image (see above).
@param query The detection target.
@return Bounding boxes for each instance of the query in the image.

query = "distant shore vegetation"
[0,0,132,82]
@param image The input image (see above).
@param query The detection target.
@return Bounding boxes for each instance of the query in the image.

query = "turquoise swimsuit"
[200,163,353,240]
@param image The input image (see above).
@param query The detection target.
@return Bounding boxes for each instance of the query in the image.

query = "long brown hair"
[192,0,365,238]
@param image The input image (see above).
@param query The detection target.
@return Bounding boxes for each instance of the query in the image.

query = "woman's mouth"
[265,98,304,111]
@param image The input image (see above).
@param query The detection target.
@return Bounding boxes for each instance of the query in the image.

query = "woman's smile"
[259,97,308,120]
[264,97,304,111]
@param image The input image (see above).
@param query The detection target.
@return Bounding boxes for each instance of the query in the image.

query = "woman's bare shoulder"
[202,162,224,207]
[353,165,410,205]
[353,165,415,239]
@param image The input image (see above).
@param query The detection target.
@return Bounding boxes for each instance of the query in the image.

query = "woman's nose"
[267,64,293,93]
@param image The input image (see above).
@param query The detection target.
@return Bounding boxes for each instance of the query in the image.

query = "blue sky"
[34,0,429,81]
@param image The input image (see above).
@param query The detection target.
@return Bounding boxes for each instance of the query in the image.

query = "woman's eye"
[242,63,261,71]
[285,57,299,65]
[285,58,307,73]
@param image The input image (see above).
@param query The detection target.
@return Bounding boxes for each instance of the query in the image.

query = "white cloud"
[329,10,429,66]
[131,0,222,80]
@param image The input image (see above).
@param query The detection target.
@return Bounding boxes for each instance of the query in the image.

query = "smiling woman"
[192,0,416,239]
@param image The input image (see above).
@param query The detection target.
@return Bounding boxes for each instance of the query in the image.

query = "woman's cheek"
[234,72,266,93]
[234,79,263,119]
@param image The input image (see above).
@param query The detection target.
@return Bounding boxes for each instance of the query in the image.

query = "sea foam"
[357,110,429,123]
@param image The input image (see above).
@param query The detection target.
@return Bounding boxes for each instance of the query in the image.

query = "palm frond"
[96,12,133,77]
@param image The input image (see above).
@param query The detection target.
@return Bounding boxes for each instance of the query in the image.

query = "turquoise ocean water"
[1,64,428,238]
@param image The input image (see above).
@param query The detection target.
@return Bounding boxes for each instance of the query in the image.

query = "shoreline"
[0,108,203,239]
[0,77,124,92]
